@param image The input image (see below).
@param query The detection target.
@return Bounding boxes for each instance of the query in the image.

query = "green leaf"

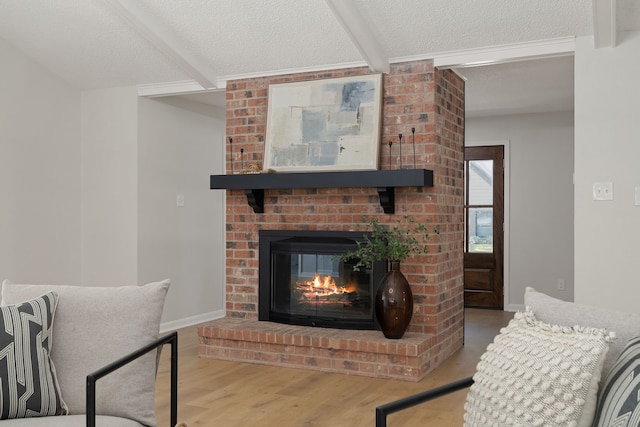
[341,216,433,271]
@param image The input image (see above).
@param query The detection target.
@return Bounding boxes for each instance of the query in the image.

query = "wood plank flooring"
[155,308,513,427]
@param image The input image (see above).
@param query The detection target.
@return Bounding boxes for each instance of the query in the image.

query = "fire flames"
[296,274,356,301]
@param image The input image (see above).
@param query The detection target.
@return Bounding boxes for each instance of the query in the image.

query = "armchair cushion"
[0,414,143,426]
[0,292,68,419]
[525,286,640,377]
[464,309,612,427]
[1,279,170,427]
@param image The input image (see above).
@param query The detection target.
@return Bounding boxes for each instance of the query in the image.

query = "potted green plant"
[341,216,435,339]
[341,216,431,271]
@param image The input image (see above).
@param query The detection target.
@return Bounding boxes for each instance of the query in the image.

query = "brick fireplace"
[197,59,465,381]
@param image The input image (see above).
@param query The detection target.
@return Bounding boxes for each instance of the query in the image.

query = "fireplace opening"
[259,230,387,330]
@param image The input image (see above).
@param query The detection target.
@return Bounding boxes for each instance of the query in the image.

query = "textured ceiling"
[1,0,639,117]
[462,56,575,118]
[352,0,593,57]
[0,0,186,88]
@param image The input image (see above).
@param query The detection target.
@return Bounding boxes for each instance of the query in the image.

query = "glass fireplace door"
[259,230,387,330]
[271,250,373,322]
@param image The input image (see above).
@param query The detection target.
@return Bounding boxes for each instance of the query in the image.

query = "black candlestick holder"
[412,127,416,169]
[229,137,234,174]
[398,133,403,169]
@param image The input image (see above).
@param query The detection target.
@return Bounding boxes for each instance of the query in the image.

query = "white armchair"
[376,288,640,427]
[0,279,177,427]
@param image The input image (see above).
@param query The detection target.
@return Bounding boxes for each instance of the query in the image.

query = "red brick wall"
[224,60,464,361]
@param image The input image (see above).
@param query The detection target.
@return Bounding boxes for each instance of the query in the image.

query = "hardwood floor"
[155,309,513,427]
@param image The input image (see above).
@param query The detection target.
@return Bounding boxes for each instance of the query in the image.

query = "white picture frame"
[263,74,383,172]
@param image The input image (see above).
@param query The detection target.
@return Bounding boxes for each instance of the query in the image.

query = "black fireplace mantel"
[210,169,433,214]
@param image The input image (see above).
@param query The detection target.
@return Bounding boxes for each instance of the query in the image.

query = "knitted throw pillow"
[464,309,612,427]
[524,286,640,378]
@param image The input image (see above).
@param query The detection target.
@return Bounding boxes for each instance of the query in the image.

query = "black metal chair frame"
[375,376,474,427]
[86,331,178,427]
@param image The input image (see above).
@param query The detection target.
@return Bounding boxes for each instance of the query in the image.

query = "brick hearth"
[198,59,465,381]
[197,319,436,381]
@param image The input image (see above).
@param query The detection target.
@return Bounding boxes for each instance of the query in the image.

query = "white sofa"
[0,279,177,427]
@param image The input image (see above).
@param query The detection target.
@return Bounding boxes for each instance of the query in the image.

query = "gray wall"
[574,32,640,313]
[1,37,227,328]
[137,97,226,329]
[81,87,139,285]
[467,111,575,309]
[0,38,82,284]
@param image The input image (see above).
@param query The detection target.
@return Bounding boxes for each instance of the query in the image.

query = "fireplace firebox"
[259,230,387,330]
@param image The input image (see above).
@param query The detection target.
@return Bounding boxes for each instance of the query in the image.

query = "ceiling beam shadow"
[103,0,218,89]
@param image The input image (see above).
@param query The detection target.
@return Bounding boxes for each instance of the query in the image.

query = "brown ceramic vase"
[375,260,413,339]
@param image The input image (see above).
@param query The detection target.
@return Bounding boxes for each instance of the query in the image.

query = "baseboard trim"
[504,303,524,313]
[160,309,225,333]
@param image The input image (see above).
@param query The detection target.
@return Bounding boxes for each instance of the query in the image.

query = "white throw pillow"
[524,286,640,377]
[464,309,612,427]
[1,279,170,427]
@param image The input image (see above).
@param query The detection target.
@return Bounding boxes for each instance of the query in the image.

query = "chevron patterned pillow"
[0,292,68,419]
[592,335,640,426]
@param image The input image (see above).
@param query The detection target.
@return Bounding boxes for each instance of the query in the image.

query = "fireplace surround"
[197,59,466,381]
[258,230,387,330]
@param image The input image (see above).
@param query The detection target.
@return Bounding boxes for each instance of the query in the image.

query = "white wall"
[574,32,640,313]
[81,87,139,285]
[0,38,82,284]
[1,39,227,327]
[137,97,226,328]
[467,111,574,308]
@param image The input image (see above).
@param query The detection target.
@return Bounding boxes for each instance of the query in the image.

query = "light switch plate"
[593,182,613,201]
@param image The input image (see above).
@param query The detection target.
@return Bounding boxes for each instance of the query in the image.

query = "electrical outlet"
[557,279,565,291]
[593,182,613,201]
[176,194,185,207]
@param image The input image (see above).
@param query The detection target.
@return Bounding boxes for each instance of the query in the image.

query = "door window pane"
[468,208,493,253]
[468,160,493,205]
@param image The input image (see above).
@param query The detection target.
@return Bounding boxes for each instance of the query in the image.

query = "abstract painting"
[263,74,382,172]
